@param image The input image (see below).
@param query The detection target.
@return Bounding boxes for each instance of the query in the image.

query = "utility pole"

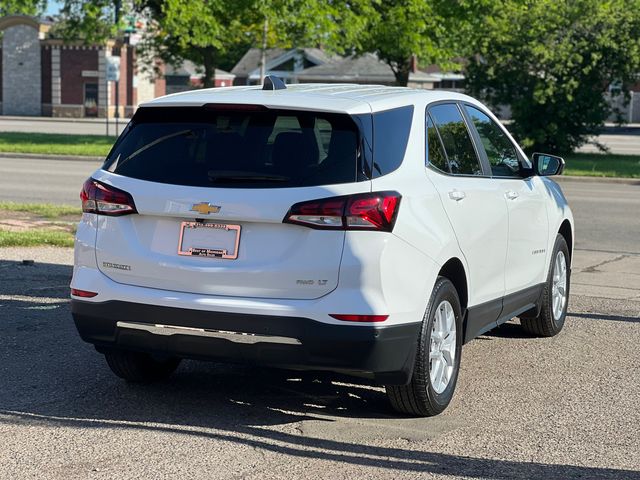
[259,17,268,84]
[114,0,121,135]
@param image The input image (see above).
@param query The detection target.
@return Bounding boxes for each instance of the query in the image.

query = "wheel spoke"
[551,251,568,321]
[435,356,446,391]
[430,300,457,394]
[431,357,443,390]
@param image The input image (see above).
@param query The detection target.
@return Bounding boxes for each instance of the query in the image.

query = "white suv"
[71,79,573,416]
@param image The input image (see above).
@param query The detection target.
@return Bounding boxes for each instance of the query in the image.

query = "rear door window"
[428,103,483,176]
[103,106,360,188]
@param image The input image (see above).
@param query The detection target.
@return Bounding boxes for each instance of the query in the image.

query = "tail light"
[283,191,401,232]
[80,178,137,216]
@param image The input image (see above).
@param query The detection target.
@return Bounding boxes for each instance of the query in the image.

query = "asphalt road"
[0,116,128,136]
[1,156,639,254]
[0,156,99,205]
[1,116,638,153]
[0,158,639,477]
[555,178,640,254]
[0,246,638,480]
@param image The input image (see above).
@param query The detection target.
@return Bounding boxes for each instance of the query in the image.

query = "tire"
[520,234,570,337]
[386,277,463,417]
[104,349,181,382]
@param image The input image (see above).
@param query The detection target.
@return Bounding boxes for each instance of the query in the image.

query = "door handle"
[448,190,466,201]
[505,190,519,200]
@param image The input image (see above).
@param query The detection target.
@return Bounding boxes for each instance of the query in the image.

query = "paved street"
[555,178,640,254]
[1,116,638,154]
[0,245,638,479]
[1,156,639,254]
[0,156,100,205]
[0,159,639,479]
[577,125,640,155]
[0,116,128,136]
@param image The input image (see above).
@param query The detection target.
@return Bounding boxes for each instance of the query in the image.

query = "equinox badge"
[190,202,221,215]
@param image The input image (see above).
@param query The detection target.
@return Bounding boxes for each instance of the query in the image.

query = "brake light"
[284,191,401,231]
[330,314,389,322]
[80,178,137,216]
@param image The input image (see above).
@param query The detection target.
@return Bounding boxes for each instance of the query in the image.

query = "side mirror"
[532,152,565,176]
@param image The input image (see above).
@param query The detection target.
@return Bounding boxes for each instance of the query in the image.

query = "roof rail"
[262,75,287,91]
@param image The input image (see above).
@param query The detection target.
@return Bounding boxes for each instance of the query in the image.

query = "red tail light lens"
[80,178,137,216]
[330,314,389,322]
[284,191,401,231]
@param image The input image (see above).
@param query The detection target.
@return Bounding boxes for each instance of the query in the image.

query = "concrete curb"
[0,152,103,162]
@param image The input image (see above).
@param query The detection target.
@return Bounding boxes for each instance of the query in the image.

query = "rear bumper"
[71,300,420,385]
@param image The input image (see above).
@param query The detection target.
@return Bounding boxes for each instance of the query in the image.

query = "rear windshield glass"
[103,106,361,188]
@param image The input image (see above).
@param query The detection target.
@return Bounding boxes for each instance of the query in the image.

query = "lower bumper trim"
[116,321,302,346]
[72,299,421,385]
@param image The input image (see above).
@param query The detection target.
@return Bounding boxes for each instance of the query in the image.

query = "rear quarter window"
[371,105,414,178]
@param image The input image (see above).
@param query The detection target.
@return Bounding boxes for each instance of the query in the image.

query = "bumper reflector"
[71,288,98,298]
[330,314,389,322]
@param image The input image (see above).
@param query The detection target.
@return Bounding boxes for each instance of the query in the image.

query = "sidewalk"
[571,249,640,304]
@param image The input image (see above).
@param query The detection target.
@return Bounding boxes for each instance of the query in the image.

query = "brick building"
[0,15,235,119]
[0,15,155,118]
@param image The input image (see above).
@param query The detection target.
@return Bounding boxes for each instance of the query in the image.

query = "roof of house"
[165,60,234,79]
[142,82,478,115]
[231,48,335,77]
[296,53,435,83]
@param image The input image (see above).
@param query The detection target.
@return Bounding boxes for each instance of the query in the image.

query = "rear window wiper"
[207,170,290,182]
[118,129,197,167]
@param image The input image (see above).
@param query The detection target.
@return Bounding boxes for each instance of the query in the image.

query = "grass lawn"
[0,202,79,248]
[0,132,112,157]
[0,230,75,248]
[0,202,81,219]
[558,153,640,178]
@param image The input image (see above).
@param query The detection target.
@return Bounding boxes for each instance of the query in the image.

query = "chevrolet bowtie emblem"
[190,202,221,215]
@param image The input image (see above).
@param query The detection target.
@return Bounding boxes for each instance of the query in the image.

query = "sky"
[45,1,63,15]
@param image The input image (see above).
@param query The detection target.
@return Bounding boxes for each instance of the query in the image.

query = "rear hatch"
[90,105,370,300]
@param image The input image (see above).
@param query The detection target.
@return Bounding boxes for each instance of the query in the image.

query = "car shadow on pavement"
[1,260,638,479]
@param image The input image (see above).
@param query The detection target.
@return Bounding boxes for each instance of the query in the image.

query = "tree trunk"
[202,47,216,88]
[393,61,411,87]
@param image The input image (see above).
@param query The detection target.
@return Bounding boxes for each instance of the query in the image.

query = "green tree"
[55,0,373,87]
[140,0,373,87]
[53,0,121,43]
[0,0,46,16]
[358,0,488,86]
[465,0,640,154]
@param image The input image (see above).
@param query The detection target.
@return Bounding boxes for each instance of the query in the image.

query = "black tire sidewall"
[547,235,571,331]
[420,278,463,411]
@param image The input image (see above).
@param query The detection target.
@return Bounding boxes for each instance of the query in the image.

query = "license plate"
[177,222,241,259]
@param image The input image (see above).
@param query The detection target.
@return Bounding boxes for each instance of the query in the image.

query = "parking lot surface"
[0,246,638,479]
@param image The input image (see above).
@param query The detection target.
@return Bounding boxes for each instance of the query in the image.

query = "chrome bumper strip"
[116,321,302,346]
